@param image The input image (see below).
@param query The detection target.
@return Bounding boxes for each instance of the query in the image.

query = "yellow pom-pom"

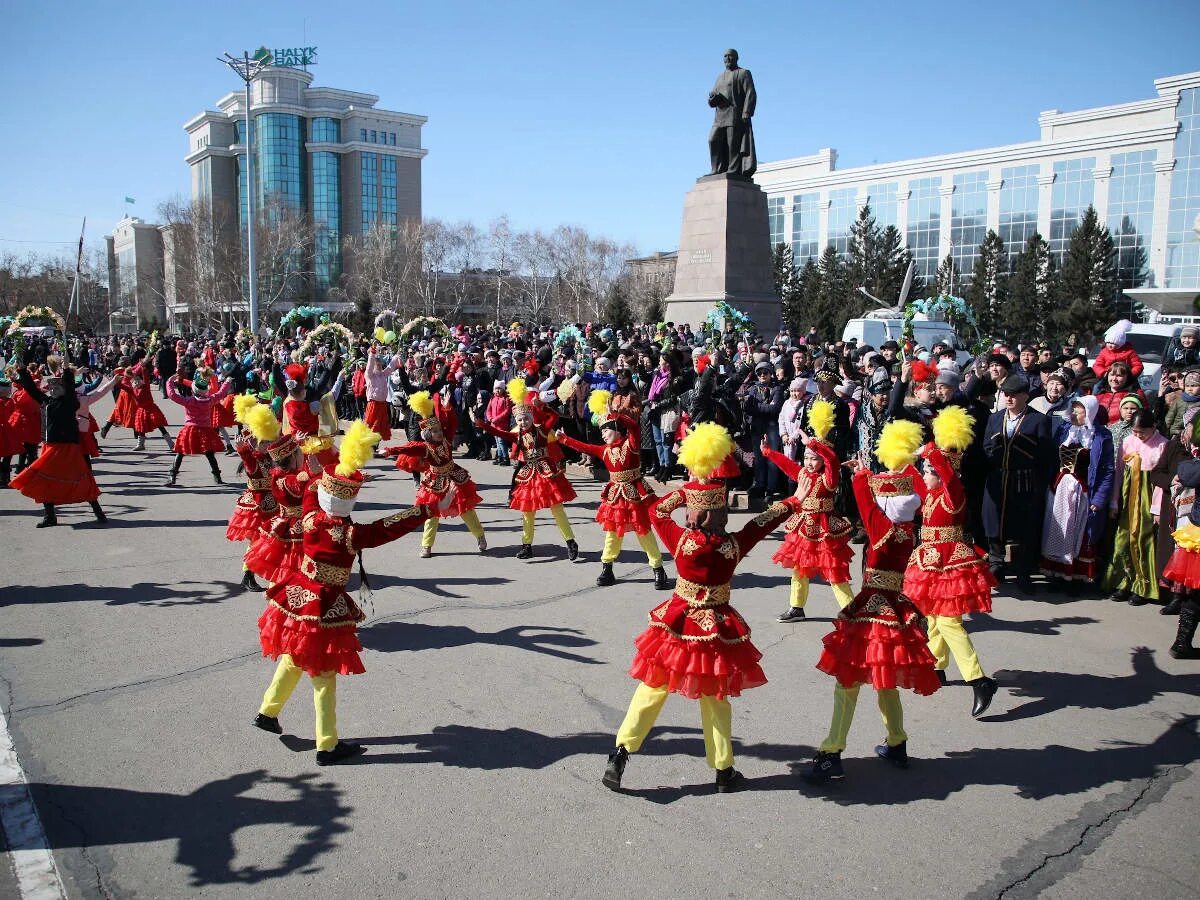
[678,422,735,480]
[408,390,433,420]
[233,394,260,425]
[243,404,280,442]
[876,420,925,472]
[931,405,975,453]
[556,380,575,404]
[374,326,387,343]
[587,389,612,418]
[507,377,528,407]
[336,420,381,477]
[808,399,835,442]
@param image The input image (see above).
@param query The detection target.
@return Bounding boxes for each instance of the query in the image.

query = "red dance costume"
[227,441,279,542]
[167,378,232,454]
[387,400,482,517]
[817,469,941,695]
[903,447,997,617]
[0,394,25,458]
[764,444,853,582]
[629,490,799,700]
[9,386,42,447]
[258,503,432,676]
[477,419,577,511]
[118,369,169,433]
[105,378,138,429]
[245,467,316,584]
[10,368,101,507]
[557,414,656,535]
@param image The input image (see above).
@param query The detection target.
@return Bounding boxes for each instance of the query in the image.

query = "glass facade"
[906,177,941,280]
[791,193,819,266]
[381,155,398,227]
[360,152,379,233]
[768,196,785,248]
[312,152,341,295]
[951,172,989,279]
[1108,150,1156,290]
[826,187,857,256]
[1167,88,1200,288]
[256,113,304,212]
[311,117,340,143]
[1049,157,1095,260]
[999,165,1039,259]
[866,182,898,229]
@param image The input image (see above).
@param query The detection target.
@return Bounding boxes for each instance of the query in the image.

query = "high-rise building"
[105,217,168,331]
[183,64,426,313]
[754,70,1200,316]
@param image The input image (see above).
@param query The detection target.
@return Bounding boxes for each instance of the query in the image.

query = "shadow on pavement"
[982,646,1200,723]
[362,575,511,598]
[968,612,1098,636]
[361,621,600,664]
[24,769,350,886]
[2,581,245,608]
[0,638,43,647]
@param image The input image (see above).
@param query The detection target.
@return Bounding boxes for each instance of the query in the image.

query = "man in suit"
[708,49,757,177]
[982,374,1057,594]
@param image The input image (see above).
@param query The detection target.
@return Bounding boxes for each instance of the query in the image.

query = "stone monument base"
[663,173,781,334]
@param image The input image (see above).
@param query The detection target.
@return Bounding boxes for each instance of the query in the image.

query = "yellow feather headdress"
[233,393,260,425]
[507,377,530,409]
[678,423,735,480]
[408,390,434,421]
[587,389,612,418]
[876,420,924,472]
[243,404,281,443]
[807,399,835,443]
[931,405,975,453]
[335,420,381,477]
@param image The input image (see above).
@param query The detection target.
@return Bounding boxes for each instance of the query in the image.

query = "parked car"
[1089,323,1179,398]
[842,315,973,366]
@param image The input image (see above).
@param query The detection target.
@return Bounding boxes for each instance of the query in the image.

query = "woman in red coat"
[8,373,43,473]
[1093,361,1146,426]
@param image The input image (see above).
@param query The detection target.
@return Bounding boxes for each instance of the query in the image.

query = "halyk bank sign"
[253,46,317,67]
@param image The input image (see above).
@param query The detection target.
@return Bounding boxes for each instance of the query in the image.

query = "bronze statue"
[708,49,757,178]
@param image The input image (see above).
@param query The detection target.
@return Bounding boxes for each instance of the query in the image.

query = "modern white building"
[754,70,1200,315]
[105,217,167,331]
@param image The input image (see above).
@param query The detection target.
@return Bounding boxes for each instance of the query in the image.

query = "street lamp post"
[219,49,272,334]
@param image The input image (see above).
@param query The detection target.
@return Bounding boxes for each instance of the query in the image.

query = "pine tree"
[966,230,1008,337]
[1005,233,1057,344]
[875,225,915,306]
[352,289,374,334]
[642,285,665,325]
[813,246,850,341]
[1114,215,1149,321]
[789,258,822,336]
[934,253,959,297]
[772,242,802,330]
[601,280,635,332]
[1057,206,1117,347]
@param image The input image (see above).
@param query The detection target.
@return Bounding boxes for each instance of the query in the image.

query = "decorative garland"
[7,305,65,335]
[372,309,401,345]
[398,315,451,343]
[902,294,978,344]
[701,300,753,347]
[553,324,584,352]
[278,305,328,333]
[297,322,353,360]
[0,316,13,333]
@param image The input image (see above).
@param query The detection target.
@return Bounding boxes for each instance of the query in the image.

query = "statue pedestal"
[663,173,780,334]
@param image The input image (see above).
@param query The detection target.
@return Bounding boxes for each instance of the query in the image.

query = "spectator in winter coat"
[1093,361,1147,425]
[744,362,784,498]
[1092,320,1144,379]
[1165,369,1200,437]
[1030,368,1075,431]
[1163,326,1200,369]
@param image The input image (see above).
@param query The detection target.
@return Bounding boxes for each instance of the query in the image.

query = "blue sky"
[1,0,1198,262]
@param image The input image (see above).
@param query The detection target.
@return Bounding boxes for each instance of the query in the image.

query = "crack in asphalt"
[37,792,113,900]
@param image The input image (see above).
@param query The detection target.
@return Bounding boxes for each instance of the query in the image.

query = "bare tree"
[512,230,558,325]
[487,216,515,326]
[338,222,418,326]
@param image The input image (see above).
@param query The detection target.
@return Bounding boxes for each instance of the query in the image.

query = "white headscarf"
[1064,395,1099,448]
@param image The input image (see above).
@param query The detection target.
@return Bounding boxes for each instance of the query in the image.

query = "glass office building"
[754,71,1200,314]
[182,65,427,315]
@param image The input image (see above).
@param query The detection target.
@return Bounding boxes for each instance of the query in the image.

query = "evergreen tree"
[933,253,959,297]
[601,280,635,332]
[642,285,665,325]
[966,230,1008,337]
[352,289,374,335]
[789,257,822,336]
[1057,206,1117,347]
[772,242,802,330]
[1114,215,1149,321]
[875,225,916,306]
[1005,233,1057,345]
[813,246,850,341]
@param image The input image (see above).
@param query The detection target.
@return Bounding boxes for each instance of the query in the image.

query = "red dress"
[817,469,940,695]
[106,382,137,428]
[0,397,23,456]
[389,439,482,517]
[764,444,853,583]
[629,493,799,700]
[244,468,315,583]
[258,504,431,676]
[364,400,391,440]
[118,379,169,433]
[227,443,279,543]
[558,416,656,536]
[9,387,42,446]
[213,393,237,428]
[478,420,577,511]
[9,376,100,505]
[904,449,996,617]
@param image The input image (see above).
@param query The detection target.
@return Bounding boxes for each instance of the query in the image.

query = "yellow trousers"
[818,684,907,753]
[521,505,574,544]
[926,615,985,682]
[422,509,485,548]
[259,654,339,752]
[615,682,734,770]
[601,529,664,567]
[789,573,854,610]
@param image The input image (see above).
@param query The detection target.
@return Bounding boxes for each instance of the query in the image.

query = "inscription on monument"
[690,249,712,265]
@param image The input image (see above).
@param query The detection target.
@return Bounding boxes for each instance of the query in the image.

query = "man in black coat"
[155,338,177,399]
[982,374,1057,594]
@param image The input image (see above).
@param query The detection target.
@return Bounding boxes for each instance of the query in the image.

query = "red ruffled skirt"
[226,495,272,542]
[80,429,100,458]
[213,396,236,428]
[816,592,940,695]
[596,497,654,536]
[510,470,577,512]
[11,442,100,505]
[416,479,481,518]
[629,627,766,701]
[244,530,303,583]
[174,424,224,455]
[107,390,137,428]
[904,564,996,617]
[364,400,391,441]
[133,404,168,433]
[1163,547,1200,590]
[772,535,853,584]
[258,604,365,677]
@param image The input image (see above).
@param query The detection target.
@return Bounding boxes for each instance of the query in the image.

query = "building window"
[826,187,857,256]
[951,171,989,281]
[381,155,398,227]
[906,176,941,280]
[311,117,340,143]
[768,196,785,248]
[312,151,341,296]
[1167,88,1200,288]
[866,182,898,230]
[999,164,1039,259]
[791,193,819,266]
[361,152,379,233]
[370,130,377,143]
[389,132,397,146]
[1049,157,1096,260]
[1109,149,1156,292]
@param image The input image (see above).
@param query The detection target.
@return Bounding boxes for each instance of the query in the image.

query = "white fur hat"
[1104,319,1133,347]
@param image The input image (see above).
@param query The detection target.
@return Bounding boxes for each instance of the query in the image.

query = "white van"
[1089,323,1180,397]
[841,315,973,365]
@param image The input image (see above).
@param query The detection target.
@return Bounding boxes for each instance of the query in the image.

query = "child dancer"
[165,373,233,486]
[227,397,280,592]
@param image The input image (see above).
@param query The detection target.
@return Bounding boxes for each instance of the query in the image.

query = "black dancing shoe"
[252,713,282,734]
[516,543,533,560]
[35,515,58,529]
[602,746,628,791]
[936,669,948,686]
[874,740,909,768]
[241,571,264,592]
[715,766,745,793]
[653,567,670,590]
[566,539,579,561]
[1162,594,1184,616]
[804,751,844,782]
[777,607,806,623]
[1107,589,1130,603]
[970,676,998,717]
[595,563,616,587]
[1128,594,1148,607]
[316,741,367,766]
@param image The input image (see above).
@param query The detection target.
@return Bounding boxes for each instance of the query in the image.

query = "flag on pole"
[124,197,135,205]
